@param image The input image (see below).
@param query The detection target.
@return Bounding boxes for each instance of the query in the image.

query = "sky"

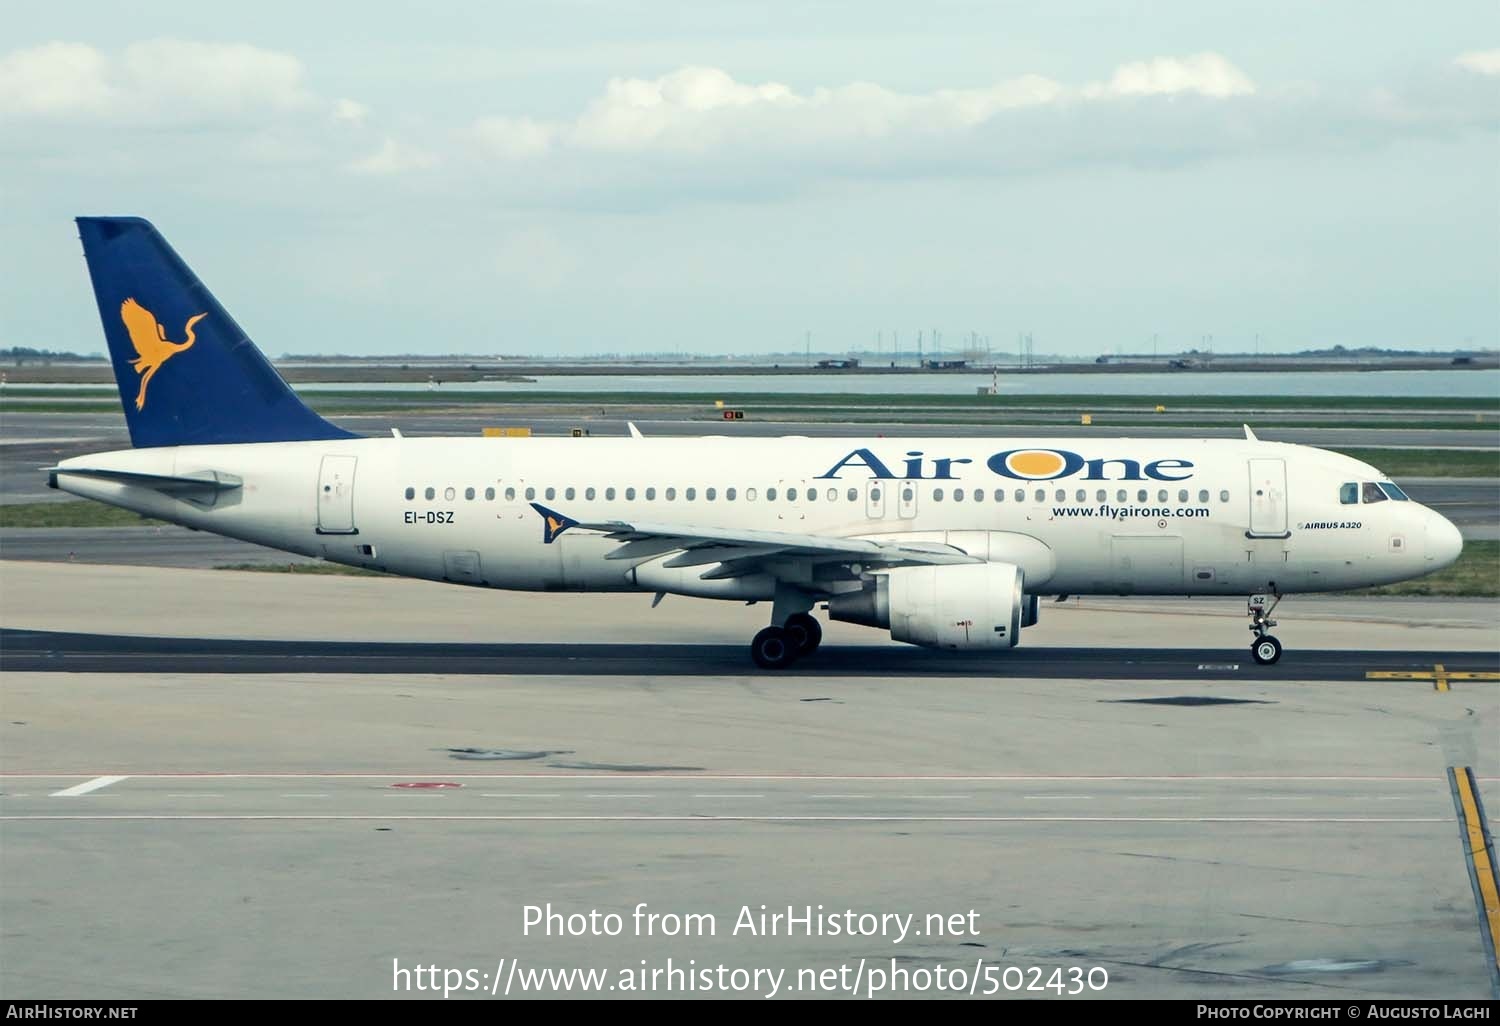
[1,2,1496,358]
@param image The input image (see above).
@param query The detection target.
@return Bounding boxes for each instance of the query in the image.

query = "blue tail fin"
[76,217,357,448]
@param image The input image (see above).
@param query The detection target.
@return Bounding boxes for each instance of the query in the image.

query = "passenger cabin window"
[767,487,777,501]
[805,488,815,502]
[1034,489,1045,503]
[1056,489,1066,502]
[706,487,716,501]
[585,487,595,500]
[1339,482,1358,504]
[524,487,535,500]
[746,488,757,501]
[464,487,475,500]
[1137,489,1147,503]
[605,487,615,500]
[444,487,456,500]
[425,487,436,500]
[1378,482,1409,501]
[933,488,944,501]
[1219,490,1230,503]
[645,487,656,500]
[565,487,575,500]
[954,488,964,502]
[404,487,415,500]
[727,487,737,501]
[484,487,495,501]
[1362,482,1387,504]
[665,487,677,500]
[788,488,798,501]
[1178,489,1188,503]
[505,487,516,501]
[545,487,555,501]
[1198,489,1209,503]
[626,487,636,500]
[685,487,696,501]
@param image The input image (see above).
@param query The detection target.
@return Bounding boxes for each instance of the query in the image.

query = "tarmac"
[1,561,1498,999]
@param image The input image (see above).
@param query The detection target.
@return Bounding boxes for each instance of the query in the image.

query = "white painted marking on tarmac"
[1024,795,1094,800]
[586,794,652,799]
[480,794,561,799]
[49,775,127,797]
[1127,796,1202,801]
[282,794,330,798]
[166,794,224,798]
[1246,796,1312,801]
[901,795,973,800]
[694,794,764,799]
[811,794,868,799]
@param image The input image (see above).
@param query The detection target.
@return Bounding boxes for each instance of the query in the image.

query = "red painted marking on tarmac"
[389,781,461,789]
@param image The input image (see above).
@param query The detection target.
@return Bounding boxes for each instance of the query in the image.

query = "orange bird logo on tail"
[119,298,206,410]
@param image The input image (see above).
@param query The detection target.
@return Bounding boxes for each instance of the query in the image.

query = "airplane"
[47,217,1464,669]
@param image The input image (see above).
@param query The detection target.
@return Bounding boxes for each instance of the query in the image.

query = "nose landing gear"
[1248,593,1283,665]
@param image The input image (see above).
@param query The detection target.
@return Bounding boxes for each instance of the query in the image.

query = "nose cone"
[1426,514,1463,570]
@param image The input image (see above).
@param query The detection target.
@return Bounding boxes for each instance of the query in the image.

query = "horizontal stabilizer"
[49,466,243,500]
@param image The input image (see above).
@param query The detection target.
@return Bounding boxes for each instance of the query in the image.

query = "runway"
[0,772,1478,822]
[4,626,1496,682]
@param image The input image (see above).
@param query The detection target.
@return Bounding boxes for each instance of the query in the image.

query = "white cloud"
[1083,52,1256,99]
[121,39,313,115]
[0,39,355,123]
[1454,49,1500,75]
[471,65,1071,159]
[332,98,370,124]
[471,55,1254,162]
[348,137,438,175]
[0,42,114,116]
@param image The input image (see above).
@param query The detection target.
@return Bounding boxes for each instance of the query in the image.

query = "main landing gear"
[750,611,823,670]
[1247,593,1283,665]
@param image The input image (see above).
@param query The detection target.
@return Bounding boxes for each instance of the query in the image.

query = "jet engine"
[828,562,1023,650]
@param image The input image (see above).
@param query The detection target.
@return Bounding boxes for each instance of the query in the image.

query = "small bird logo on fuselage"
[530,502,579,544]
[119,298,206,411]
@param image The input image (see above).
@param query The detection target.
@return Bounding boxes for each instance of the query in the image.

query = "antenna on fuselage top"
[627,422,644,439]
[1243,425,1258,442]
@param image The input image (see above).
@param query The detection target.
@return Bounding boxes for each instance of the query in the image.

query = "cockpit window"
[1361,482,1388,504]
[1339,482,1358,505]
[1378,482,1409,501]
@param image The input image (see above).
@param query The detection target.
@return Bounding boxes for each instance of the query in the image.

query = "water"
[267,368,1500,398]
[11,369,1498,398]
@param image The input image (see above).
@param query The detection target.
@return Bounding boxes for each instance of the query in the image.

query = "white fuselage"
[55,435,1461,604]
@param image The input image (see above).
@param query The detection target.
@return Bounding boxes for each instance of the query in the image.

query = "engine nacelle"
[828,563,1023,650]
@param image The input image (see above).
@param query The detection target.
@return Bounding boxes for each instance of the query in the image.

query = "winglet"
[1243,424,1258,442]
[529,502,579,544]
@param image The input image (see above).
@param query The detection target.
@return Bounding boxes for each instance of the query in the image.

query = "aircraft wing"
[540,505,982,580]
